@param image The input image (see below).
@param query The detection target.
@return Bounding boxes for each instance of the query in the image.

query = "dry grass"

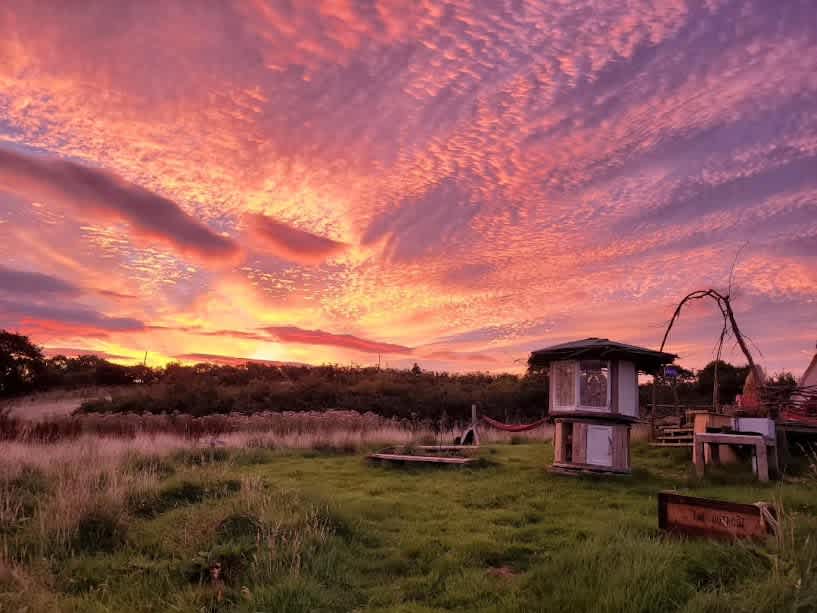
[0,407,552,444]
[3,387,114,420]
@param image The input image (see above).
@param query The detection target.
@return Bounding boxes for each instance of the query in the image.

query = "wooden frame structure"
[693,432,777,482]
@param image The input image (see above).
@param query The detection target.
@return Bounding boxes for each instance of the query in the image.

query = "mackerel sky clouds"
[0,1,815,373]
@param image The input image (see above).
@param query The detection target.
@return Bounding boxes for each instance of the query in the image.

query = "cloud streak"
[0,146,239,263]
[263,326,411,355]
[0,265,80,297]
[0,298,144,335]
[248,213,347,265]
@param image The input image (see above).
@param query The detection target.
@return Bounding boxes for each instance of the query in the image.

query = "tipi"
[799,343,817,388]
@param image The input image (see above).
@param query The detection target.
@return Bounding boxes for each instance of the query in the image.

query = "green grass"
[3,442,817,612]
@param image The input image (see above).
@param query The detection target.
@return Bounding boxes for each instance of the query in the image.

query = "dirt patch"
[487,566,519,579]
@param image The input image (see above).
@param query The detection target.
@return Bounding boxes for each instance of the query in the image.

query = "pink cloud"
[248,213,346,265]
[0,146,239,263]
[0,265,80,297]
[264,325,411,354]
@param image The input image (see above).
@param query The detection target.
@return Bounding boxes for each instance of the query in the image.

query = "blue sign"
[663,365,679,379]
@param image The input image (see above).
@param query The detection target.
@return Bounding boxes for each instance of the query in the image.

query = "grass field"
[2,441,816,612]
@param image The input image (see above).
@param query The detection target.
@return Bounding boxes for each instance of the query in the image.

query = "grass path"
[3,443,816,612]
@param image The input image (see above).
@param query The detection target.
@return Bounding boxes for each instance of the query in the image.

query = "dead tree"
[660,289,767,415]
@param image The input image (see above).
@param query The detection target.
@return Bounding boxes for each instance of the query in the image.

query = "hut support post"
[650,376,657,443]
[471,404,480,446]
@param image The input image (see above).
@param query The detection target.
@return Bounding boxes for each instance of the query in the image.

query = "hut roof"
[528,337,676,374]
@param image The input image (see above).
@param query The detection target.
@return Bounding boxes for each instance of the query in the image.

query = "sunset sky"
[0,1,815,375]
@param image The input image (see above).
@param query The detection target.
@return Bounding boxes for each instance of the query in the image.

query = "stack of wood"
[763,384,817,425]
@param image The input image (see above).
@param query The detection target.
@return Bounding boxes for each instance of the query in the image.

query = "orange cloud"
[173,353,302,367]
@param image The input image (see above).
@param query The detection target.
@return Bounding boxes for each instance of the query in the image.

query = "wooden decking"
[549,461,631,477]
[651,425,693,447]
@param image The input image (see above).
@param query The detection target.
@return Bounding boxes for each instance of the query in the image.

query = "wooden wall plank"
[553,421,564,463]
[573,422,587,464]
[610,360,619,414]
[612,425,630,470]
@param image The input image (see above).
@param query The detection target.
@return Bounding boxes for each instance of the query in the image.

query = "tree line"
[2,330,797,421]
[1,330,548,421]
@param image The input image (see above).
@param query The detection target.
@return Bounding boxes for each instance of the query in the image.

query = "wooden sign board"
[658,491,775,540]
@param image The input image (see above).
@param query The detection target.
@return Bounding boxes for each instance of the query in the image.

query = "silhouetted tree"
[695,360,750,405]
[0,330,46,396]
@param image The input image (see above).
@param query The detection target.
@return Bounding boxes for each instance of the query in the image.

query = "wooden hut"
[529,338,676,475]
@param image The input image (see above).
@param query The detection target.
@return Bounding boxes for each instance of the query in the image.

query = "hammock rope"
[480,415,549,432]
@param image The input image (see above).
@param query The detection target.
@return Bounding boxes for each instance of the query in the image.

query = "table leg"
[694,439,705,477]
[756,443,769,482]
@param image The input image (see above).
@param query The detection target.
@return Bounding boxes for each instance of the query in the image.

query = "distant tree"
[695,360,750,406]
[411,362,422,375]
[767,371,797,393]
[0,330,46,396]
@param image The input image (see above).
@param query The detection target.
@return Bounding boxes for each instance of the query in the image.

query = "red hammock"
[480,415,549,432]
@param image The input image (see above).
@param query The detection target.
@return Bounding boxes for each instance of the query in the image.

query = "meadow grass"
[1,440,815,612]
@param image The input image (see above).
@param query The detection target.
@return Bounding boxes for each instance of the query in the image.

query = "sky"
[0,0,815,375]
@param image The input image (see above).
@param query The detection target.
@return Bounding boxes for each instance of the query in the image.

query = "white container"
[735,417,775,441]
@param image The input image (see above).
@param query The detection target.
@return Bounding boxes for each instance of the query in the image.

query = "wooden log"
[367,453,474,465]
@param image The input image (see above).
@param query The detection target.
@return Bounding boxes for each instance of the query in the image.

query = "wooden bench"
[693,432,777,482]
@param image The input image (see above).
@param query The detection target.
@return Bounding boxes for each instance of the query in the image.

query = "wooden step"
[649,442,693,447]
[660,427,693,434]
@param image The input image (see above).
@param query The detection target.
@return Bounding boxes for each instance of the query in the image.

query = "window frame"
[550,359,612,412]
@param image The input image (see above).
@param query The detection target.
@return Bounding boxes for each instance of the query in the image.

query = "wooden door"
[586,425,612,466]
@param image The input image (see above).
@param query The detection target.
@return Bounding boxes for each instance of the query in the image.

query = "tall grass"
[0,407,551,445]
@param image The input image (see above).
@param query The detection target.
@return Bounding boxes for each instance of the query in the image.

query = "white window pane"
[579,360,608,408]
[553,361,576,407]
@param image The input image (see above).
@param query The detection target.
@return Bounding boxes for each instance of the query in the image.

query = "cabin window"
[579,360,609,409]
[552,361,576,408]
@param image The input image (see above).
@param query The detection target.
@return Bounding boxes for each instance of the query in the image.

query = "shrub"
[188,542,255,586]
[71,507,127,554]
[129,480,241,518]
[216,513,262,544]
